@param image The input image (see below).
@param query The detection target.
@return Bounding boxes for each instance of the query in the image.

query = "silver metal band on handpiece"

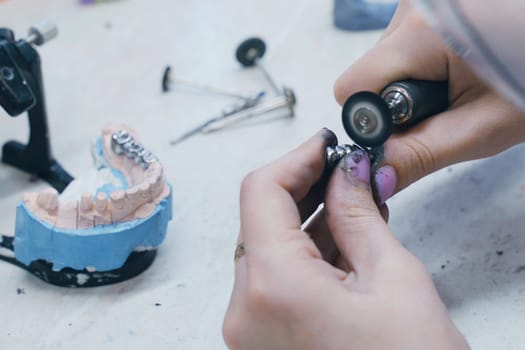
[111,130,158,169]
[380,85,413,125]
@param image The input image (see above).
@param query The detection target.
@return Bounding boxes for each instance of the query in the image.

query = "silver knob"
[27,20,58,46]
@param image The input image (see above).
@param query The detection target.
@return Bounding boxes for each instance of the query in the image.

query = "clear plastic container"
[412,0,525,111]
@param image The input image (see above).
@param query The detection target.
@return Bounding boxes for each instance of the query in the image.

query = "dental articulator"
[0,22,172,287]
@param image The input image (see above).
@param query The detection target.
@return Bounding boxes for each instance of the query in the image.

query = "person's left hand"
[223,129,469,350]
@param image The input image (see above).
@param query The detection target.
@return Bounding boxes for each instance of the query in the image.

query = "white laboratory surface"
[0,1,524,349]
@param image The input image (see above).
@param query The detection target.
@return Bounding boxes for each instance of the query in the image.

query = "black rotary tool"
[341,79,449,148]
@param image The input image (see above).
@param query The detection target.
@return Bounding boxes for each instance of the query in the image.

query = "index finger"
[378,0,411,41]
[240,128,336,249]
[333,9,449,105]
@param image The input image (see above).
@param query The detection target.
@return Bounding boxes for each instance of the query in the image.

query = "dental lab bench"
[1,1,525,349]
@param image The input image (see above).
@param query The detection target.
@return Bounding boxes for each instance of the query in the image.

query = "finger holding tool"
[319,80,449,205]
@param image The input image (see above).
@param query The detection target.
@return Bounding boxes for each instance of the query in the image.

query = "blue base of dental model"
[333,0,398,31]
[13,188,172,273]
[0,127,173,287]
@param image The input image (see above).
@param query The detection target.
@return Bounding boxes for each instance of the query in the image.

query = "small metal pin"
[200,87,296,134]
[161,65,260,101]
[169,90,269,146]
[236,37,282,96]
[26,20,58,46]
[251,57,280,96]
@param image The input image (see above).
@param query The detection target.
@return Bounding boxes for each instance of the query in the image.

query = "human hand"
[223,129,469,350]
[334,0,525,198]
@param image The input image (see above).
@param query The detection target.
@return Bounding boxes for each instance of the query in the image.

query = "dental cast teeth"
[37,187,59,212]
[111,130,158,169]
[23,125,170,229]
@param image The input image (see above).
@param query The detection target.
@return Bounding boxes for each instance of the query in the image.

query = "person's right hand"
[223,130,469,350]
[334,0,525,200]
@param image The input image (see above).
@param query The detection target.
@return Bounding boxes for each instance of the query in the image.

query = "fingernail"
[340,150,370,186]
[320,127,338,146]
[374,165,397,205]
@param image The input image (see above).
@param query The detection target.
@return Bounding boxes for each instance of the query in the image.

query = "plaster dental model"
[12,124,172,283]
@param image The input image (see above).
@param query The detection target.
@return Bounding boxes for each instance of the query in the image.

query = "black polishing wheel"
[341,91,393,148]
[235,37,266,67]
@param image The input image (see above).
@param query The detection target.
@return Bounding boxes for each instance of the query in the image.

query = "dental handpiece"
[341,79,449,148]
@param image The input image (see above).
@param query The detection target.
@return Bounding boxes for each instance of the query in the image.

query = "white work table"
[0,1,524,349]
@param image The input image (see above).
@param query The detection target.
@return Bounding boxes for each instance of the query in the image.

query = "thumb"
[325,149,401,274]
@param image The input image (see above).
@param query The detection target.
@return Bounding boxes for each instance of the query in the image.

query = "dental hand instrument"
[169,90,267,145]
[235,37,282,96]
[161,65,262,101]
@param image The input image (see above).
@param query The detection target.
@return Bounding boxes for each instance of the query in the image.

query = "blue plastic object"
[334,0,398,31]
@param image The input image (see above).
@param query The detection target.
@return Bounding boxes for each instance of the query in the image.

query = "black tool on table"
[341,79,449,148]
[0,21,73,192]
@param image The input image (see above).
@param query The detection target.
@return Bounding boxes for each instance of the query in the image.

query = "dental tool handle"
[380,79,449,127]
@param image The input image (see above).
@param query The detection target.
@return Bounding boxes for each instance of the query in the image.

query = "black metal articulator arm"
[0,21,73,192]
